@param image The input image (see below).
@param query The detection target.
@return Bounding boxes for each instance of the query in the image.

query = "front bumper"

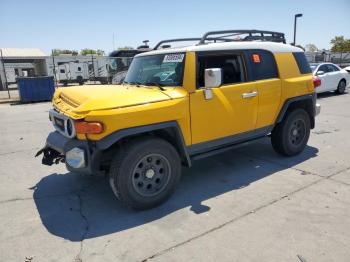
[37,131,101,175]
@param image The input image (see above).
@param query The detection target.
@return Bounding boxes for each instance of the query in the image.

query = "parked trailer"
[57,62,89,86]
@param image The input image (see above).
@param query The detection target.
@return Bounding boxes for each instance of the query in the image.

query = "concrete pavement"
[0,92,349,262]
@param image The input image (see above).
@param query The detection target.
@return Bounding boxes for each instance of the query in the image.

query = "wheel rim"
[131,153,171,197]
[339,81,345,92]
[289,118,306,147]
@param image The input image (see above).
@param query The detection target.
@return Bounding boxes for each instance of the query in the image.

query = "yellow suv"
[37,30,321,210]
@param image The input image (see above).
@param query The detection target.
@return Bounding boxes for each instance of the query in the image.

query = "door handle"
[242,91,258,99]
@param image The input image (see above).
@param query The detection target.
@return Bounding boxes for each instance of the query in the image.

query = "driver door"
[316,64,330,92]
[189,52,258,150]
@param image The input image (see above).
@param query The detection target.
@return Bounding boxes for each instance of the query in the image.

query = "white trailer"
[57,62,89,86]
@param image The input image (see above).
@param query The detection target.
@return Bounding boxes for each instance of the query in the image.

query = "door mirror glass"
[316,70,325,76]
[204,68,222,88]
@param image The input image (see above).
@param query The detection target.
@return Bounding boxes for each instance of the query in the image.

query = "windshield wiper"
[144,82,166,91]
[123,81,142,86]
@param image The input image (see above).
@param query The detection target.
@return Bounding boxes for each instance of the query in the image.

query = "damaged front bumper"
[36,131,101,175]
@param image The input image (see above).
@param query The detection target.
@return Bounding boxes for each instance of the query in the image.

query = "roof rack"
[199,30,286,44]
[154,37,232,50]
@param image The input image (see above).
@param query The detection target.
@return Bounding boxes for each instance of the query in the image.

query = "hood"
[53,84,186,119]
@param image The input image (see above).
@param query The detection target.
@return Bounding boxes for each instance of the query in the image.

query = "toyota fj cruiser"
[37,30,321,210]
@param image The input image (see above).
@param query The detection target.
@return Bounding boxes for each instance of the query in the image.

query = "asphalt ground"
[0,91,349,262]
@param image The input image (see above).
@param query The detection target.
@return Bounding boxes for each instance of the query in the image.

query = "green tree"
[305,44,318,52]
[80,49,105,56]
[52,49,78,56]
[330,36,350,52]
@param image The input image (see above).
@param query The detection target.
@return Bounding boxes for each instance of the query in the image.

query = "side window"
[318,65,328,73]
[245,50,278,80]
[293,52,312,74]
[327,64,339,72]
[197,54,245,87]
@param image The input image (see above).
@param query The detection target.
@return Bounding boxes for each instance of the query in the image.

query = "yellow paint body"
[52,51,314,146]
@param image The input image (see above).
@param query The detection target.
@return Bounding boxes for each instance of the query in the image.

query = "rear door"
[326,64,342,90]
[244,50,281,129]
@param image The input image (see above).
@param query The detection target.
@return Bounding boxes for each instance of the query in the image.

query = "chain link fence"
[306,51,350,67]
[0,48,150,100]
[2,48,350,101]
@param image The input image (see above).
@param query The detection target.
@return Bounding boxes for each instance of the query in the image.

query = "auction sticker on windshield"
[163,53,184,63]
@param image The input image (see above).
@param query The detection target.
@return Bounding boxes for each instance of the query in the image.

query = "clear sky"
[1,0,349,55]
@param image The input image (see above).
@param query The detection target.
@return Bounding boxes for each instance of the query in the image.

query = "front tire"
[336,80,346,94]
[109,137,181,210]
[271,109,311,156]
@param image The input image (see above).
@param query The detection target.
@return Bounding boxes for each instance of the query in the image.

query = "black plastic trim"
[276,93,316,124]
[188,125,274,156]
[45,131,99,175]
[96,121,191,167]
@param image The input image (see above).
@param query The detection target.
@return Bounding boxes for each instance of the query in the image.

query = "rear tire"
[109,137,181,210]
[335,80,346,94]
[271,109,311,156]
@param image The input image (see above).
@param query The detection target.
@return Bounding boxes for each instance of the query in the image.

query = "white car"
[310,63,349,94]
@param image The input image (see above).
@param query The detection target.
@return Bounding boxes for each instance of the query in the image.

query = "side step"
[191,136,267,161]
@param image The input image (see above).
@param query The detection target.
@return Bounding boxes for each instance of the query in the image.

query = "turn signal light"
[313,76,321,88]
[75,121,104,134]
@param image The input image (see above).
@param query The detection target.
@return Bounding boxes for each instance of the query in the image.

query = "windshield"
[124,53,185,86]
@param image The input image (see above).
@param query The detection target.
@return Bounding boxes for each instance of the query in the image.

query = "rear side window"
[293,52,312,74]
[245,50,278,81]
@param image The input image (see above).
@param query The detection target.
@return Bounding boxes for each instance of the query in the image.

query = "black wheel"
[335,80,346,94]
[271,109,311,156]
[109,137,181,210]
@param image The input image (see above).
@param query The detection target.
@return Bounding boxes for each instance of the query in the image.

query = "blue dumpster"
[17,76,55,103]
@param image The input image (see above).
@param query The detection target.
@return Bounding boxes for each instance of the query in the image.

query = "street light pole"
[293,13,303,46]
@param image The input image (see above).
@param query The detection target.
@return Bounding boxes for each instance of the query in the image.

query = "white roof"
[137,41,302,57]
[0,48,46,58]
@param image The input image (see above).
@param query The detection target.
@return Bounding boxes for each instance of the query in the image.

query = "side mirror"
[316,70,325,76]
[204,68,222,88]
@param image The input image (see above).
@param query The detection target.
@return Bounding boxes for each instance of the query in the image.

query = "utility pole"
[293,13,303,46]
[51,49,58,88]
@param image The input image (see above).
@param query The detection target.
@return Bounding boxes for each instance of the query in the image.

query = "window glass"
[318,65,328,73]
[124,53,185,86]
[245,50,278,80]
[77,67,81,71]
[293,52,312,74]
[60,69,65,73]
[327,64,339,72]
[197,54,245,87]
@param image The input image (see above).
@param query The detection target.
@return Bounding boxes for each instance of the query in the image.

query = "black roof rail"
[154,37,232,50]
[199,29,286,44]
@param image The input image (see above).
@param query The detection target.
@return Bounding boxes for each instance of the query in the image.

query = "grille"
[49,109,76,138]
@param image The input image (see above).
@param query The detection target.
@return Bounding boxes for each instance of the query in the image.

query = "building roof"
[0,48,46,58]
[137,41,302,57]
